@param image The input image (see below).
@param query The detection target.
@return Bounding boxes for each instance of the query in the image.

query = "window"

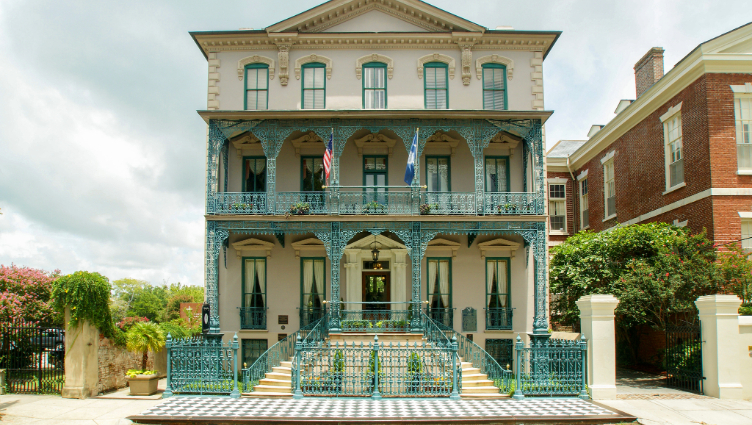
[241,339,268,369]
[427,258,452,327]
[486,258,511,330]
[363,62,386,109]
[301,157,325,191]
[664,113,684,188]
[424,62,448,109]
[364,156,388,207]
[302,63,326,109]
[482,64,507,110]
[743,219,752,250]
[580,178,589,229]
[244,64,269,110]
[486,339,514,371]
[736,96,752,171]
[485,157,509,192]
[300,258,326,327]
[243,157,266,192]
[425,157,450,192]
[603,158,615,218]
[549,183,566,232]
[241,257,266,329]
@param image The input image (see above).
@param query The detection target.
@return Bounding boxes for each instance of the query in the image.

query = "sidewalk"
[0,394,163,424]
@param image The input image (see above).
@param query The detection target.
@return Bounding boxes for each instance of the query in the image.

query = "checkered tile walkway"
[130,397,633,423]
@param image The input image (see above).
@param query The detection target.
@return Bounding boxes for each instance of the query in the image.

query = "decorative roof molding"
[475,54,514,80]
[417,53,455,80]
[294,54,333,80]
[344,234,406,251]
[355,54,394,80]
[477,238,520,258]
[290,131,324,156]
[291,237,326,258]
[232,237,275,258]
[353,132,399,157]
[237,55,276,81]
[426,238,461,257]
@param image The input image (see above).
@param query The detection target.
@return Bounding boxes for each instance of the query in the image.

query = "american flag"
[323,131,333,182]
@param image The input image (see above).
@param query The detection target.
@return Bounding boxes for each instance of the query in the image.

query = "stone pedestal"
[576,294,619,400]
[61,308,99,399]
[695,295,744,399]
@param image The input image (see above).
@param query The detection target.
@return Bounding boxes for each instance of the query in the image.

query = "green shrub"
[126,322,166,371]
[740,305,752,316]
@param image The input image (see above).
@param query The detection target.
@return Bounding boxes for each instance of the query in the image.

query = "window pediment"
[237,55,276,81]
[476,54,514,80]
[417,53,455,80]
[353,133,398,157]
[477,238,520,258]
[426,238,461,257]
[295,54,333,81]
[290,131,324,156]
[425,132,461,156]
[356,54,394,80]
[231,133,263,157]
[232,238,275,258]
[291,237,326,258]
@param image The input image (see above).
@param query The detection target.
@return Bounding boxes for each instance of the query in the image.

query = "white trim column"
[392,249,408,308]
[344,250,361,308]
[576,294,619,400]
[695,295,744,399]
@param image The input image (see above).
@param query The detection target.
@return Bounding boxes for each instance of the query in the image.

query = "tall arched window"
[362,62,387,109]
[244,63,269,110]
[302,62,326,109]
[424,62,448,109]
[482,64,507,110]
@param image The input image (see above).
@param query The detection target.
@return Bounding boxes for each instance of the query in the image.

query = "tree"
[0,265,61,324]
[716,244,752,306]
[125,322,165,371]
[126,286,168,322]
[164,294,195,322]
[549,223,720,363]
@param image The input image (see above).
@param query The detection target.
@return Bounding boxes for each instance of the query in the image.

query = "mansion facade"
[191,0,559,372]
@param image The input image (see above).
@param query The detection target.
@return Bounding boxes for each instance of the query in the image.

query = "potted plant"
[420,203,438,215]
[363,200,384,214]
[232,203,253,212]
[407,352,423,394]
[289,202,311,215]
[497,203,517,214]
[125,322,166,396]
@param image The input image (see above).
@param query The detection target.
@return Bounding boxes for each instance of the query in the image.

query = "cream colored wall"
[224,132,527,193]
[218,233,534,352]
[215,48,536,111]
[738,316,752,399]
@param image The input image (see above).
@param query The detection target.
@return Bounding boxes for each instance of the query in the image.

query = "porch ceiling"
[197,109,553,123]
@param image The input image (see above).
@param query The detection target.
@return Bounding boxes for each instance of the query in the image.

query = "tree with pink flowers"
[0,264,61,325]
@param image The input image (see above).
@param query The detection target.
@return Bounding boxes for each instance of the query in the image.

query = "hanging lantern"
[371,242,380,262]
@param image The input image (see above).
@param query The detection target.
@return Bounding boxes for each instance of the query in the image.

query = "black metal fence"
[665,315,703,394]
[0,320,65,394]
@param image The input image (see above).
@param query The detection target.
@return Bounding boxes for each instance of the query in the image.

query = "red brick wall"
[707,74,752,189]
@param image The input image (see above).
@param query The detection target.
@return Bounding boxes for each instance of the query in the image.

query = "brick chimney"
[634,47,665,98]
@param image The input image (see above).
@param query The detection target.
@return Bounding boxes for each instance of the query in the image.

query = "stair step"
[272,366,292,374]
[462,367,481,374]
[266,372,292,380]
[279,361,293,368]
[461,373,487,381]
[260,378,292,386]
[460,393,510,399]
[461,386,502,394]
[243,392,293,398]
[253,385,292,393]
[461,379,494,387]
[461,362,473,367]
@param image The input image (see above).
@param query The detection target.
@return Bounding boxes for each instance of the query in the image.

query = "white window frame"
[660,103,684,192]
[579,175,589,230]
[742,217,752,251]
[601,153,616,221]
[548,178,567,234]
[731,84,752,174]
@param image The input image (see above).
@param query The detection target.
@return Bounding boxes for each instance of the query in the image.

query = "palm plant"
[126,322,166,371]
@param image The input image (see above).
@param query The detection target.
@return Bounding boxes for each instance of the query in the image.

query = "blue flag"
[404,130,418,185]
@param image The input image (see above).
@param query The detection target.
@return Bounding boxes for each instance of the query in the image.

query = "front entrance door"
[363,272,390,318]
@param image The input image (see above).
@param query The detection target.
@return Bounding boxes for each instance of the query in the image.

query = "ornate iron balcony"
[239,307,267,330]
[299,307,327,328]
[425,307,454,329]
[211,190,543,216]
[484,307,513,330]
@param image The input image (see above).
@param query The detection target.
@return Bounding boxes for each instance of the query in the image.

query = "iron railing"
[340,310,411,332]
[299,307,326,328]
[210,189,544,216]
[485,307,514,330]
[513,335,588,399]
[0,320,65,394]
[164,334,241,398]
[242,315,326,393]
[435,320,513,395]
[239,307,267,330]
[426,307,454,329]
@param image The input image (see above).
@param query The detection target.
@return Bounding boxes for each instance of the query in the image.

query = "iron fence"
[513,335,588,399]
[164,334,240,397]
[426,307,454,329]
[420,192,476,215]
[665,320,703,394]
[299,307,326,328]
[0,320,65,394]
[213,192,267,214]
[239,307,267,330]
[276,192,329,215]
[485,307,514,330]
[483,192,542,215]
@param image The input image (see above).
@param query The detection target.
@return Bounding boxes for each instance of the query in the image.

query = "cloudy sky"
[0,0,748,287]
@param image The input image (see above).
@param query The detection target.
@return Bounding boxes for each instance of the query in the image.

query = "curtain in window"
[487,261,499,308]
[428,260,438,307]
[498,261,508,308]
[253,260,265,308]
[485,158,498,192]
[303,259,314,308]
[313,259,324,307]
[439,260,450,309]
[244,259,256,307]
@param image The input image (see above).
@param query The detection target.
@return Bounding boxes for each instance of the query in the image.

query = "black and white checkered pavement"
[133,397,627,421]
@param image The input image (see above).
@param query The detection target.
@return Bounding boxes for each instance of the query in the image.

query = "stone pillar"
[62,308,99,399]
[695,295,744,399]
[576,294,619,400]
[392,250,408,307]
[344,259,360,308]
[0,369,5,395]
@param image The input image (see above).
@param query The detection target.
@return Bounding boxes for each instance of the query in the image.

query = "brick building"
[547,22,752,249]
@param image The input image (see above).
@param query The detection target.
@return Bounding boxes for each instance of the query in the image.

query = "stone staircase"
[242,334,509,399]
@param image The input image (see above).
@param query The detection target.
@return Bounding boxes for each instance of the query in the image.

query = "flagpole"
[330,127,334,186]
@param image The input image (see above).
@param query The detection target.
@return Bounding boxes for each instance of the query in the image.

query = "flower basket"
[420,203,438,215]
[497,203,518,214]
[362,201,385,214]
[289,202,311,215]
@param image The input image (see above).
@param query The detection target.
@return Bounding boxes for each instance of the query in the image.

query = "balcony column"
[205,221,229,334]
[531,226,549,340]
[316,224,357,333]
[409,222,422,332]
[266,158,277,214]
[206,122,228,215]
[524,121,545,214]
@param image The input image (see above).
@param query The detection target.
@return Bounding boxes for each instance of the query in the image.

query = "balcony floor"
[130,397,635,424]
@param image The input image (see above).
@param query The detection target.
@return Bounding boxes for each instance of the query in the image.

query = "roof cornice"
[196,109,553,123]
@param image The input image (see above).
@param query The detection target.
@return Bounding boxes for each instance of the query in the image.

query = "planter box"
[129,374,159,396]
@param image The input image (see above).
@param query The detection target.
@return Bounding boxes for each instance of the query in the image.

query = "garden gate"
[665,313,703,394]
[0,319,65,394]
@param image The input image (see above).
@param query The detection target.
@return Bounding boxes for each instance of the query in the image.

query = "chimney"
[634,47,664,98]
